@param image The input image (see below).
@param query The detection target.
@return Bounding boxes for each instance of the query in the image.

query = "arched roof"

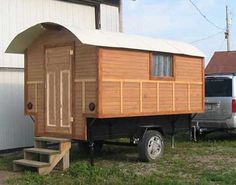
[6,22,204,58]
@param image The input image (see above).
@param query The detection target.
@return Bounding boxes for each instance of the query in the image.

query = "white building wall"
[0,0,96,150]
[100,4,120,32]
[0,0,96,68]
[0,69,34,150]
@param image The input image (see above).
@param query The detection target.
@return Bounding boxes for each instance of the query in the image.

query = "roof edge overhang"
[61,0,120,7]
[6,22,205,58]
[6,22,78,54]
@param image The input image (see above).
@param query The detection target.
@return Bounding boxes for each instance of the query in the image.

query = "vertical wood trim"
[46,73,49,127]
[53,73,56,126]
[70,43,76,138]
[83,117,87,141]
[140,82,143,113]
[173,55,176,80]
[60,71,63,127]
[149,52,153,79]
[43,48,47,135]
[172,82,175,111]
[97,48,103,116]
[59,70,71,128]
[201,58,205,111]
[120,81,123,114]
[156,82,159,112]
[46,72,56,127]
[35,83,38,113]
[24,50,28,115]
[82,81,86,113]
[188,83,191,111]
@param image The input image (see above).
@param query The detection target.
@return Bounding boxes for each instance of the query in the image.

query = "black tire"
[78,141,104,154]
[138,130,164,162]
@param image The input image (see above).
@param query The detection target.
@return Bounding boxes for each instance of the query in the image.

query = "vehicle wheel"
[78,141,104,154]
[138,130,164,162]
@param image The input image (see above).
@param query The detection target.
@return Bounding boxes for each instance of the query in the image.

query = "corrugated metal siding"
[0,70,34,150]
[0,0,96,68]
[100,4,120,32]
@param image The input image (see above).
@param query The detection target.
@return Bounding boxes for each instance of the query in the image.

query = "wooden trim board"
[102,79,203,85]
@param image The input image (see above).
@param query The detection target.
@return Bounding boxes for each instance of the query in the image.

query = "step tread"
[13,159,50,168]
[35,137,71,143]
[24,148,60,155]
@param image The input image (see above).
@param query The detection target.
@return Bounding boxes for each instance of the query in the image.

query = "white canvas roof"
[6,23,204,58]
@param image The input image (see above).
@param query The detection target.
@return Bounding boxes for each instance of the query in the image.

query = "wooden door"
[45,46,73,136]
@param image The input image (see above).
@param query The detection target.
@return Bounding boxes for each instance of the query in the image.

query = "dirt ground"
[0,171,18,185]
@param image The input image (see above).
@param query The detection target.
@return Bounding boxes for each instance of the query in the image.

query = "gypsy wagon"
[6,22,204,173]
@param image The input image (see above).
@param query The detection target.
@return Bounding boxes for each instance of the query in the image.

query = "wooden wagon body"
[6,23,205,141]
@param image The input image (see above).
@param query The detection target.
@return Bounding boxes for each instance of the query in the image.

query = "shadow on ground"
[203,131,236,141]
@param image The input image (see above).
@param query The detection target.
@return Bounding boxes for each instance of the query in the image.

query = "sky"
[123,0,236,65]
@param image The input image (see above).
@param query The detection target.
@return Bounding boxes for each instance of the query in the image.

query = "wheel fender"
[134,126,164,141]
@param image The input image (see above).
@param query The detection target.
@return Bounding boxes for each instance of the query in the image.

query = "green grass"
[0,151,22,171]
[1,131,236,185]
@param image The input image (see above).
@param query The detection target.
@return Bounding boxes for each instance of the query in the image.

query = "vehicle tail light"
[232,99,236,113]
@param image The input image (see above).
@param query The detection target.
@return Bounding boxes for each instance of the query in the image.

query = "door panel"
[47,72,56,127]
[45,46,73,136]
[60,70,71,128]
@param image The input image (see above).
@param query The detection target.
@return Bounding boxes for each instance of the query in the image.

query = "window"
[205,77,232,97]
[152,54,173,78]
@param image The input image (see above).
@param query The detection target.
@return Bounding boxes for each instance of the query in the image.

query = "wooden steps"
[35,137,70,143]
[14,159,50,168]
[13,137,71,175]
[24,148,60,155]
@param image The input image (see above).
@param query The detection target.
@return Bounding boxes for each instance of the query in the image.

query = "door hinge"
[70,117,74,122]
[70,50,74,56]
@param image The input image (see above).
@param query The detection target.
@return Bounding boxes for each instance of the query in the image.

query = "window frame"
[149,52,175,81]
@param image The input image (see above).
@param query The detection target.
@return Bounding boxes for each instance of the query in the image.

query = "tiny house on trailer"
[6,22,204,167]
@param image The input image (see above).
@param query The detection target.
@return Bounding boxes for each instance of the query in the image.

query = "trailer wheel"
[138,130,164,162]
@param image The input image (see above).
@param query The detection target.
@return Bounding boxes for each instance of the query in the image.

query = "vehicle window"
[205,77,232,97]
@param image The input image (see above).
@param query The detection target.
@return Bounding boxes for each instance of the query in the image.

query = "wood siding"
[74,44,98,140]
[98,48,204,118]
[26,29,98,140]
[101,49,149,80]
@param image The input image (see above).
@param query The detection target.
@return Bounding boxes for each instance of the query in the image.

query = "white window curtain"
[153,54,173,77]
